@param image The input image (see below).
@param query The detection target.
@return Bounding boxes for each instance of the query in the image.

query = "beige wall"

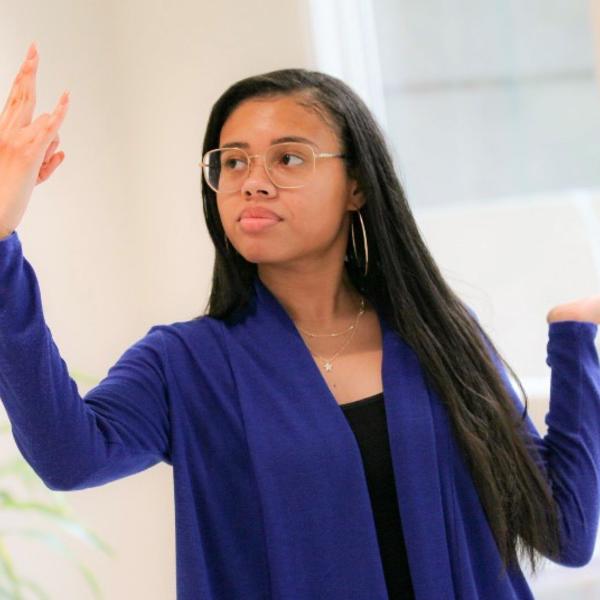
[0,1,313,598]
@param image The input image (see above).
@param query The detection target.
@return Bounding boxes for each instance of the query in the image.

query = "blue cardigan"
[0,229,599,599]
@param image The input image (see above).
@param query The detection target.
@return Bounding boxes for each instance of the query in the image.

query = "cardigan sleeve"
[469,306,600,567]
[0,230,171,492]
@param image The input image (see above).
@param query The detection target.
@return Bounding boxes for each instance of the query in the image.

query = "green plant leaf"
[0,489,114,556]
[0,473,76,524]
[0,511,113,558]
[0,584,17,599]
[0,585,21,599]
[0,529,104,599]
[8,575,50,600]
[0,458,42,494]
[70,562,103,600]
[0,519,113,558]
[0,491,70,518]
[51,519,114,556]
[0,539,20,599]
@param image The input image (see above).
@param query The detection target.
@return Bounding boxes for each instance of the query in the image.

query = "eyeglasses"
[199,141,347,194]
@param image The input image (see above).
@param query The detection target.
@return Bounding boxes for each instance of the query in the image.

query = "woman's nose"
[240,156,277,196]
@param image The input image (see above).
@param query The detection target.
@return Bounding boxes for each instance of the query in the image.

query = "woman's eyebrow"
[220,135,317,149]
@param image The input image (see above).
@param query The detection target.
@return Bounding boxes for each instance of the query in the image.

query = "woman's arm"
[0,231,171,491]
[482,312,600,567]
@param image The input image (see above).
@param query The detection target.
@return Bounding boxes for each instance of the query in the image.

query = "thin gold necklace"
[296,297,366,372]
[296,297,365,337]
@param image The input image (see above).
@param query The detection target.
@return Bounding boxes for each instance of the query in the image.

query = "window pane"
[371,0,600,208]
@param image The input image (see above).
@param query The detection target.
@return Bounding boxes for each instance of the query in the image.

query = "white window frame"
[307,0,388,131]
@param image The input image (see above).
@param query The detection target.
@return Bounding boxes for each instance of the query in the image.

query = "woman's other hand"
[546,295,600,324]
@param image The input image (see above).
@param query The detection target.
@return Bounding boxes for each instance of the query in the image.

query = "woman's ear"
[347,180,366,211]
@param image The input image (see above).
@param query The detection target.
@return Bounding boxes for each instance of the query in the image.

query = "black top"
[340,392,415,600]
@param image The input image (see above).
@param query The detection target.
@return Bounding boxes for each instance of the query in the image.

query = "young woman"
[1,42,599,599]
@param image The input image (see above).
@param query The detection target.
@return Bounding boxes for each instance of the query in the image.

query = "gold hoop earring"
[351,209,369,277]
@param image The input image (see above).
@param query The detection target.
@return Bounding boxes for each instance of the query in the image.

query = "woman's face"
[215,94,364,267]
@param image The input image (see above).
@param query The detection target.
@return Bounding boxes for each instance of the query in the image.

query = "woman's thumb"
[36,151,65,185]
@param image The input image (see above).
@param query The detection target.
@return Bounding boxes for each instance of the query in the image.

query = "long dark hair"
[198,68,561,577]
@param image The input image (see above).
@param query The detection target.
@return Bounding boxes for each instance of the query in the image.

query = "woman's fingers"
[16,49,38,128]
[36,151,65,185]
[23,90,69,149]
[42,134,60,165]
[0,48,30,116]
[0,43,38,131]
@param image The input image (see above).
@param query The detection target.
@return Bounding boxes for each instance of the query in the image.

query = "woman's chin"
[235,247,284,265]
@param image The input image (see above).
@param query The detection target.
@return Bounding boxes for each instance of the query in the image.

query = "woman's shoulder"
[147,302,255,363]
[150,314,226,347]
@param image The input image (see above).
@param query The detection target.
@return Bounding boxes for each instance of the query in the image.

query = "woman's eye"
[280,153,304,166]
[223,158,246,170]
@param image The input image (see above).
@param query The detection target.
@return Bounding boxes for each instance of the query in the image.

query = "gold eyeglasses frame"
[199,141,347,194]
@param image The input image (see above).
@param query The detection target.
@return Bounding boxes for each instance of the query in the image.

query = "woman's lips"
[239,217,282,233]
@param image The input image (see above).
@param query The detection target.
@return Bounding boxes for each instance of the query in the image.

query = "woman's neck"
[257,267,362,330]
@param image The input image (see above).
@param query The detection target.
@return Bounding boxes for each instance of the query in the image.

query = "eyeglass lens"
[204,142,315,192]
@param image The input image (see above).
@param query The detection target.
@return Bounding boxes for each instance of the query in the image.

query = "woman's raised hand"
[0,42,69,239]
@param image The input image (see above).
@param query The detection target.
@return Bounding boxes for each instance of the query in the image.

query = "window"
[309,1,600,209]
